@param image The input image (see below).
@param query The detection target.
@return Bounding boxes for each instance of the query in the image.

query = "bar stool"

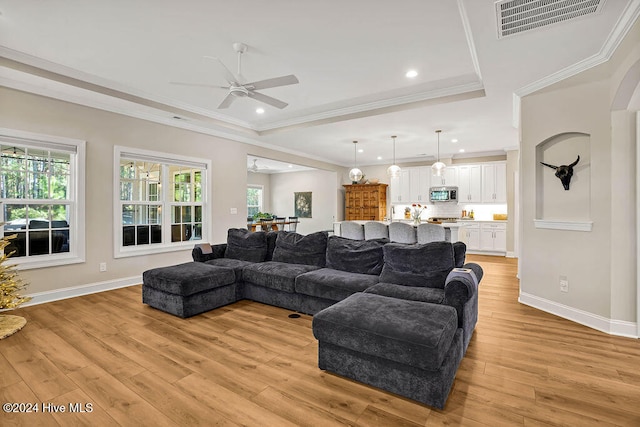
[287,216,298,232]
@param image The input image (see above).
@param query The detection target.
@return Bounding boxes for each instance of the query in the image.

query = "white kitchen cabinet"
[390,169,411,203]
[457,165,482,203]
[462,222,481,250]
[409,167,430,203]
[479,222,506,252]
[481,163,507,203]
[431,167,457,187]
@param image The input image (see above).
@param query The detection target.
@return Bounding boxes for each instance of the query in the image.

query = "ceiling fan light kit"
[171,42,299,110]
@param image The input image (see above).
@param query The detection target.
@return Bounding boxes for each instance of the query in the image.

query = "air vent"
[495,0,606,38]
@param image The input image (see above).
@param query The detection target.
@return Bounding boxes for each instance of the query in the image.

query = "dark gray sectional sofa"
[185,228,482,351]
[144,227,483,408]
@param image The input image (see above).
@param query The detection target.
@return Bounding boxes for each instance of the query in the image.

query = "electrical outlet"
[560,275,568,293]
[99,262,107,272]
[230,208,238,214]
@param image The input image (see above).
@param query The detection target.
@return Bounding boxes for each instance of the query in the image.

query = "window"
[115,146,210,258]
[0,128,85,269]
[247,185,263,217]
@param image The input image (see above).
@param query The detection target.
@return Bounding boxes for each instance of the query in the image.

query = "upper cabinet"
[431,167,458,187]
[457,165,482,203]
[481,163,507,203]
[390,166,430,204]
[389,161,507,205]
[389,169,411,203]
[409,167,430,203]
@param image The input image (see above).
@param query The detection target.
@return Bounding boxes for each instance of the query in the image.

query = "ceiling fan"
[248,159,268,173]
[171,42,299,110]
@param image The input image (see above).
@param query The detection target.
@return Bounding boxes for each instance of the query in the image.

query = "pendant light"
[348,140,363,183]
[431,129,446,177]
[386,135,401,178]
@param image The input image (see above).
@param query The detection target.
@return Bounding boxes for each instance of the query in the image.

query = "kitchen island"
[333,220,467,243]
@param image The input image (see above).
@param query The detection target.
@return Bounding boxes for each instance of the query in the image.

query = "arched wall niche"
[535,132,591,229]
[612,57,640,111]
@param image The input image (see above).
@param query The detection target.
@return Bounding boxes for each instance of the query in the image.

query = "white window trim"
[0,127,86,270]
[247,184,264,216]
[113,146,211,259]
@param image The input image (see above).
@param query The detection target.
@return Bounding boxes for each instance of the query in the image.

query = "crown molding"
[515,0,640,98]
[256,80,485,133]
[0,71,342,168]
[0,46,255,130]
[457,0,483,80]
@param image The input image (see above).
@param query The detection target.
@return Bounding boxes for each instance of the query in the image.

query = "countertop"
[456,219,508,223]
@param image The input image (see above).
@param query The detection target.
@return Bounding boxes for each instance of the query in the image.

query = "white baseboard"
[506,251,517,258]
[22,276,142,307]
[519,292,638,339]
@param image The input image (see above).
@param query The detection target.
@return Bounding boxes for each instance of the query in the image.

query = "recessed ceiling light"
[288,164,293,168]
[406,70,418,78]
[358,149,364,153]
[451,139,458,143]
[256,108,265,114]
[459,149,465,153]
[377,156,383,160]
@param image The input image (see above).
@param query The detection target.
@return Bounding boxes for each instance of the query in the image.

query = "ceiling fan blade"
[217,93,236,109]
[248,91,288,109]
[170,81,228,89]
[203,56,240,84]
[245,75,299,91]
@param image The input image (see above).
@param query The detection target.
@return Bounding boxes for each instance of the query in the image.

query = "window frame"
[0,127,86,270]
[247,184,264,218]
[114,146,211,259]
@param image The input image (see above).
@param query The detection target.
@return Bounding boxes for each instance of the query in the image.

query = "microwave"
[430,186,458,203]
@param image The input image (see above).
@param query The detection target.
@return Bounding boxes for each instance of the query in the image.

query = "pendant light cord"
[353,141,358,168]
[392,136,397,164]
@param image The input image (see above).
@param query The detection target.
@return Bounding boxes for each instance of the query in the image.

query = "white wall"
[519,17,640,334]
[0,87,345,297]
[270,169,338,234]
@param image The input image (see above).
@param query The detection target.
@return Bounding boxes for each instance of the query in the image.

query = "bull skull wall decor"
[540,155,580,190]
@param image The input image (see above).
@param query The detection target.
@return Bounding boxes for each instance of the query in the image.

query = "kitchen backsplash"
[391,203,507,221]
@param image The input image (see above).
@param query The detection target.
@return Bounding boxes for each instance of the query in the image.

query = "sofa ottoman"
[142,262,238,318]
[312,292,464,409]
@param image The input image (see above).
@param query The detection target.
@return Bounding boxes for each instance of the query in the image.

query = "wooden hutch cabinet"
[343,183,388,221]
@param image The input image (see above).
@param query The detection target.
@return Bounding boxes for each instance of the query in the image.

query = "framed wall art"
[294,192,312,218]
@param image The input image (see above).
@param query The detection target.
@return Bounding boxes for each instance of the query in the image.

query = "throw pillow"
[380,241,455,288]
[453,241,466,268]
[224,228,268,263]
[272,231,328,267]
[326,235,387,275]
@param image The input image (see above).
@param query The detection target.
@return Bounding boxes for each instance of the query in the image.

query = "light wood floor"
[1,255,639,426]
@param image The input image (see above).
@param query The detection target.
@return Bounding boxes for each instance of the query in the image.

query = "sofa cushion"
[380,241,455,289]
[312,292,458,371]
[295,268,380,301]
[365,282,444,304]
[143,262,235,296]
[242,261,320,293]
[224,228,268,263]
[272,231,328,267]
[205,258,254,281]
[325,236,387,275]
